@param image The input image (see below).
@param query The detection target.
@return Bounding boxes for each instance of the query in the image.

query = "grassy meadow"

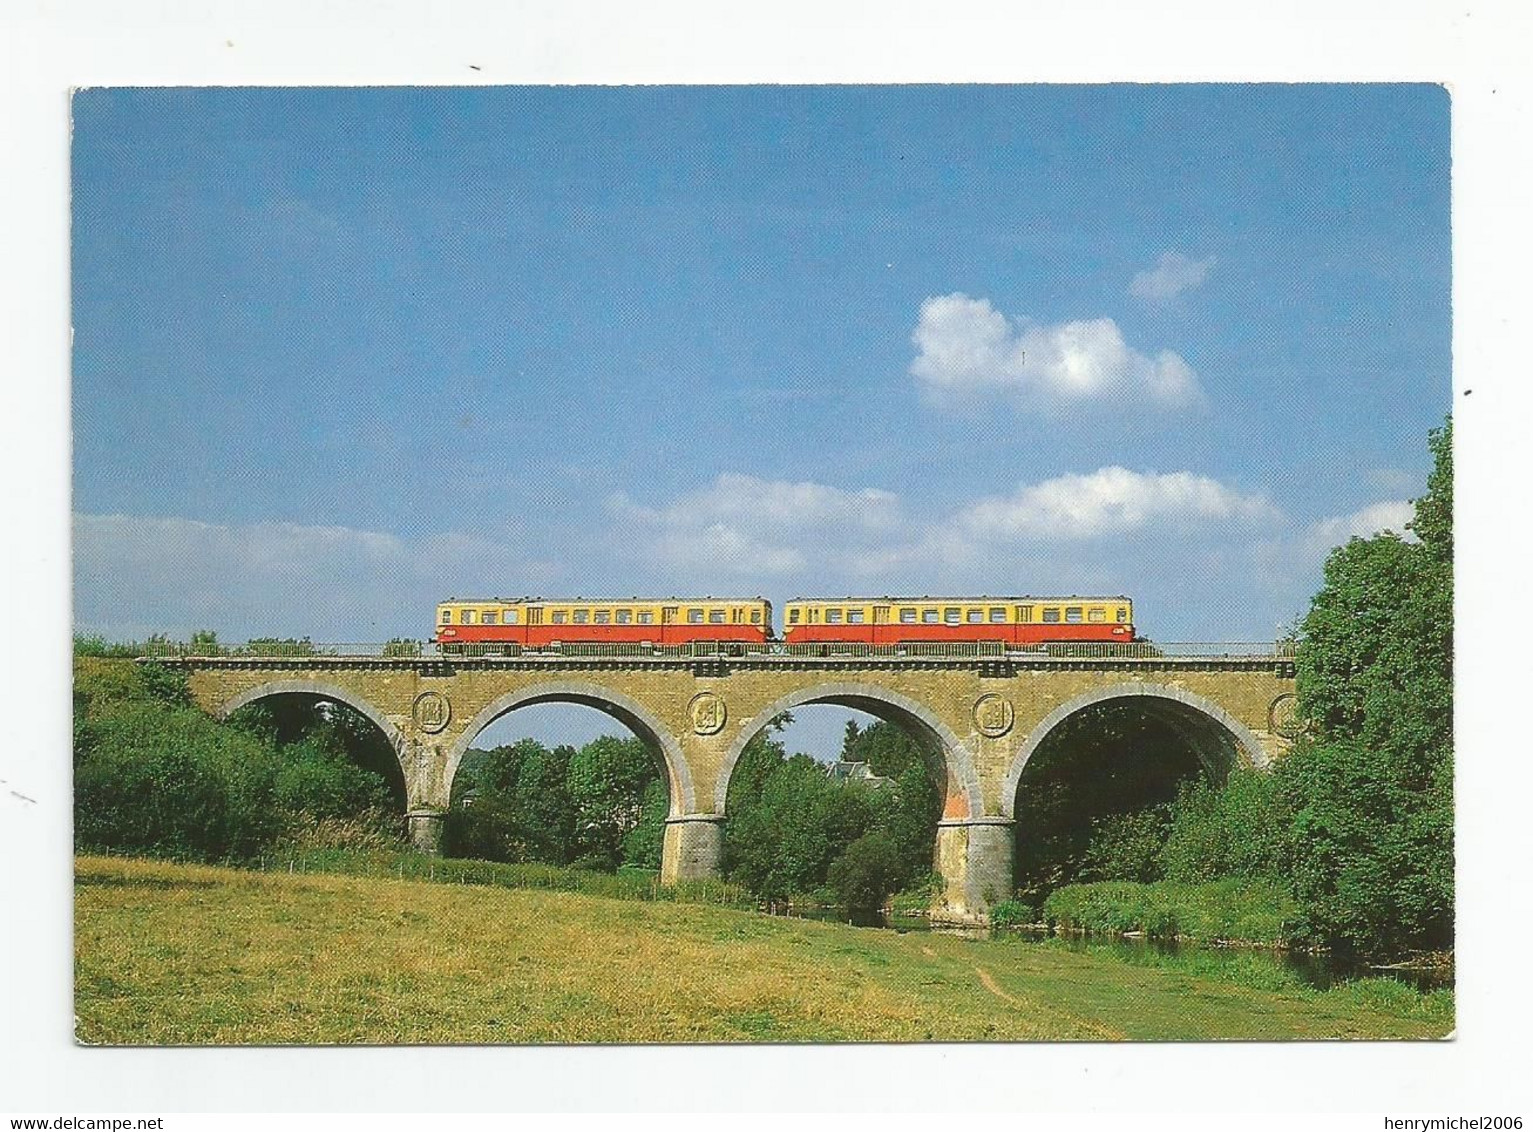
[74,856,1451,1044]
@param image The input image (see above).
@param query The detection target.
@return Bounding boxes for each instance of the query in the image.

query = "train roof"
[439,595,772,604]
[783,594,1132,603]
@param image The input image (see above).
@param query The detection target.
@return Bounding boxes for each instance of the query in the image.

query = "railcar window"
[481,611,497,625]
[1042,608,1061,623]
[594,611,611,624]
[552,611,568,624]
[637,611,653,624]
[613,610,629,624]
[688,608,704,624]
[1066,607,1083,623]
[923,609,939,624]
[750,610,761,624]
[989,607,1007,622]
[504,609,519,624]
[709,610,725,624]
[788,609,800,625]
[826,609,843,624]
[848,609,865,624]
[1088,608,1106,622]
[944,608,961,625]
[574,610,590,624]
[440,610,451,624]
[900,608,917,624]
[461,610,476,624]
[1117,608,1128,622]
[967,609,983,623]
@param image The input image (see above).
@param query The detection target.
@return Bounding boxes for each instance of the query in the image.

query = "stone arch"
[443,681,696,818]
[218,678,406,764]
[999,681,1269,819]
[713,682,984,819]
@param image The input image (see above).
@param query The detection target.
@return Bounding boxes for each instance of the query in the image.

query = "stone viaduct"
[165,651,1298,923]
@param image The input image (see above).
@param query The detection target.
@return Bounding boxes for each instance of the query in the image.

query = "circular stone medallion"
[412,690,452,734]
[972,693,1014,738]
[688,691,727,735]
[1268,692,1301,739]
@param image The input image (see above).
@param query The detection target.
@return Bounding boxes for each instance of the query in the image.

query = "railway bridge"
[161,648,1299,923]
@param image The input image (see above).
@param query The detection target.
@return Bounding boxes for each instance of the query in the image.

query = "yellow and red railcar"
[780,596,1134,647]
[435,597,773,649]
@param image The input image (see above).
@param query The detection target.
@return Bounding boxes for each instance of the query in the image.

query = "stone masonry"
[169,654,1297,923]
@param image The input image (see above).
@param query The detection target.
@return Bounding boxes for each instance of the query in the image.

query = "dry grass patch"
[75,856,1449,1044]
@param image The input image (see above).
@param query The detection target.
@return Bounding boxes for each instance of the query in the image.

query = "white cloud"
[955,467,1280,541]
[909,293,1204,408]
[1367,467,1421,494]
[608,473,905,576]
[610,467,1279,583]
[73,513,557,642]
[1302,500,1417,553]
[1245,499,1419,624]
[1129,252,1216,302]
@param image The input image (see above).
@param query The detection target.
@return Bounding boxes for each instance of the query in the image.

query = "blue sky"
[72,85,1449,753]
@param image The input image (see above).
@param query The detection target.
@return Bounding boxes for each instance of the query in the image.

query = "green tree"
[622,778,669,870]
[1284,416,1453,953]
[1158,766,1291,884]
[842,719,928,778]
[567,735,662,869]
[725,754,877,901]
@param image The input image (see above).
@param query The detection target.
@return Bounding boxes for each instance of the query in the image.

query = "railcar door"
[872,604,891,645]
[661,605,679,646]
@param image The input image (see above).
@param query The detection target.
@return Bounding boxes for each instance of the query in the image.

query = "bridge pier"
[407,809,446,854]
[661,814,724,885]
[933,817,1015,924]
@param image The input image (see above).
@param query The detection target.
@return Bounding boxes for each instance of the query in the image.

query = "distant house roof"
[825,760,892,788]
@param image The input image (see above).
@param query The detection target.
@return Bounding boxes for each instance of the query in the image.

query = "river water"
[778,906,1453,992]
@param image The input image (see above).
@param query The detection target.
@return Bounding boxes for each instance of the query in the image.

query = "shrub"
[1043,878,1298,945]
[272,735,394,820]
[826,830,903,910]
[988,899,1034,928]
[74,703,284,862]
[1079,806,1169,883]
[1159,766,1291,884]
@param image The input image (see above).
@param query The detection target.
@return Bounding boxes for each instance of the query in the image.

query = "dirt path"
[972,964,1128,1040]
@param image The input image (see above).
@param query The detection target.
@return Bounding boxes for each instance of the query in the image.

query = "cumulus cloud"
[610,467,1279,582]
[1246,498,1419,622]
[1129,252,1216,302]
[1301,500,1416,554]
[909,293,1204,408]
[955,467,1280,541]
[608,473,905,576]
[74,513,557,642]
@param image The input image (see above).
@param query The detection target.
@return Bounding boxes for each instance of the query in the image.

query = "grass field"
[74,856,1452,1044]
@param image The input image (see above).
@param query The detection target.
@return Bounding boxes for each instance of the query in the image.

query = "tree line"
[441,714,943,910]
[1006,419,1453,956]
